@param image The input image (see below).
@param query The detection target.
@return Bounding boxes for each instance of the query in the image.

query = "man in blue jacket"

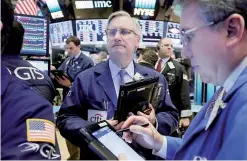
[1,0,60,159]
[119,0,247,160]
[57,11,179,159]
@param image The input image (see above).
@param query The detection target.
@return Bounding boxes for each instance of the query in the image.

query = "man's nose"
[113,31,122,41]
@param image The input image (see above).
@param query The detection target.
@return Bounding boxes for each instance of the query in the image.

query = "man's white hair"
[106,11,141,36]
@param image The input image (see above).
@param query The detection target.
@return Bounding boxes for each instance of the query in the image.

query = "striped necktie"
[119,70,126,86]
[205,87,226,117]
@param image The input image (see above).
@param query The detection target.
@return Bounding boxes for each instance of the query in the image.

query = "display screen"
[92,126,144,160]
[27,60,49,75]
[138,20,164,42]
[76,19,107,44]
[46,0,64,19]
[50,21,74,47]
[164,22,181,45]
[15,15,48,56]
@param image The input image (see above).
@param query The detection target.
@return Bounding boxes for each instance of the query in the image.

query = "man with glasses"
[118,0,247,160]
[57,11,179,159]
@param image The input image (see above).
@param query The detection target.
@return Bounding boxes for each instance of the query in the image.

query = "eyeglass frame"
[180,22,215,46]
[105,28,138,37]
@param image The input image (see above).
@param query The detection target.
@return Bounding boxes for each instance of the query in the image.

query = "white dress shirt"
[109,59,134,98]
[153,56,247,159]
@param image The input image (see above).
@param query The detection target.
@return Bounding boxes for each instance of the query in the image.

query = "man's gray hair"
[173,0,247,29]
[106,11,142,36]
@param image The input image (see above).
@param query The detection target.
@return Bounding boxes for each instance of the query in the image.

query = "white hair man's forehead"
[106,11,141,36]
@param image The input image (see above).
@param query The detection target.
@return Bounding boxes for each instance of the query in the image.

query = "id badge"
[88,110,107,123]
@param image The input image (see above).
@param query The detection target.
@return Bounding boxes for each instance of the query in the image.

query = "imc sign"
[134,0,156,17]
[75,0,112,9]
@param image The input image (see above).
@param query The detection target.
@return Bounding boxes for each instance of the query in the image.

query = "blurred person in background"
[156,38,191,129]
[2,21,56,103]
[51,36,94,160]
[138,49,158,69]
[1,0,60,159]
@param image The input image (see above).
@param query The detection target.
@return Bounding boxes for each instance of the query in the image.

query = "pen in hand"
[116,123,149,134]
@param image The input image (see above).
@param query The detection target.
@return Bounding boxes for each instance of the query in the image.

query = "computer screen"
[164,22,181,45]
[27,59,50,76]
[138,20,164,42]
[50,21,74,47]
[92,126,144,160]
[76,19,107,44]
[15,15,48,56]
[46,0,64,19]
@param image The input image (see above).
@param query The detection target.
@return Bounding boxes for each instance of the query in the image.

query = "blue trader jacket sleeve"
[1,65,60,160]
[165,136,183,160]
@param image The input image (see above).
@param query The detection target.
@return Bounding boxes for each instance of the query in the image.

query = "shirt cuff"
[152,136,167,159]
[180,110,192,118]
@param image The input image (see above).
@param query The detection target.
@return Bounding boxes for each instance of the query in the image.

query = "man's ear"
[225,14,245,48]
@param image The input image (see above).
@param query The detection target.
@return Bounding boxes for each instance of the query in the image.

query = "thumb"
[118,153,127,160]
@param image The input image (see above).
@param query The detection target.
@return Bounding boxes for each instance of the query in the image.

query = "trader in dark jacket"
[156,38,191,128]
[138,49,158,70]
[52,36,94,160]
[2,21,56,103]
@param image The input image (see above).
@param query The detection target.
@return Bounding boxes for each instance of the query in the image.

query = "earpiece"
[157,46,160,51]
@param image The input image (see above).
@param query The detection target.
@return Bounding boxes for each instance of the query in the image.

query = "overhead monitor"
[27,59,50,76]
[164,22,181,45]
[138,20,164,42]
[76,19,107,44]
[50,21,74,48]
[46,0,64,19]
[15,14,48,56]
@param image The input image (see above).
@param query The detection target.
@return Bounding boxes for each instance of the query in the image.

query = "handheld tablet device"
[114,77,159,122]
[80,121,145,160]
[50,70,72,81]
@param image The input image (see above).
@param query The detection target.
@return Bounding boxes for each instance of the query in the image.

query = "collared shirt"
[153,56,247,159]
[109,59,134,97]
[155,57,170,71]
[72,51,81,60]
[223,56,247,93]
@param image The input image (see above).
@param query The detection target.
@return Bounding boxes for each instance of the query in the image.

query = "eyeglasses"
[105,28,137,37]
[181,22,215,46]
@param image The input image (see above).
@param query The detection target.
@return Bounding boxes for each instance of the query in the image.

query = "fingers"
[128,112,134,116]
[118,153,127,160]
[122,132,133,144]
[129,124,152,137]
[121,116,149,129]
[115,121,124,131]
[137,111,148,117]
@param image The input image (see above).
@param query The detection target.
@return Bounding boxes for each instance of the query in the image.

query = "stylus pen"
[116,123,149,133]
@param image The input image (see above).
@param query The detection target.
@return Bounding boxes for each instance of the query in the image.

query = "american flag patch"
[26,119,55,146]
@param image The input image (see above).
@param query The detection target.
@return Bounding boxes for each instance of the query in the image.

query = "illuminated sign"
[75,0,112,9]
[164,22,181,44]
[134,0,156,17]
[46,0,64,19]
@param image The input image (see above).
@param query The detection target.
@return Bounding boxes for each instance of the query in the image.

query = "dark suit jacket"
[160,58,191,115]
[138,61,155,70]
[57,60,179,159]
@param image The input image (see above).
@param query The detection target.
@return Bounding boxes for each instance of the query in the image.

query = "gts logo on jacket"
[9,67,44,80]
